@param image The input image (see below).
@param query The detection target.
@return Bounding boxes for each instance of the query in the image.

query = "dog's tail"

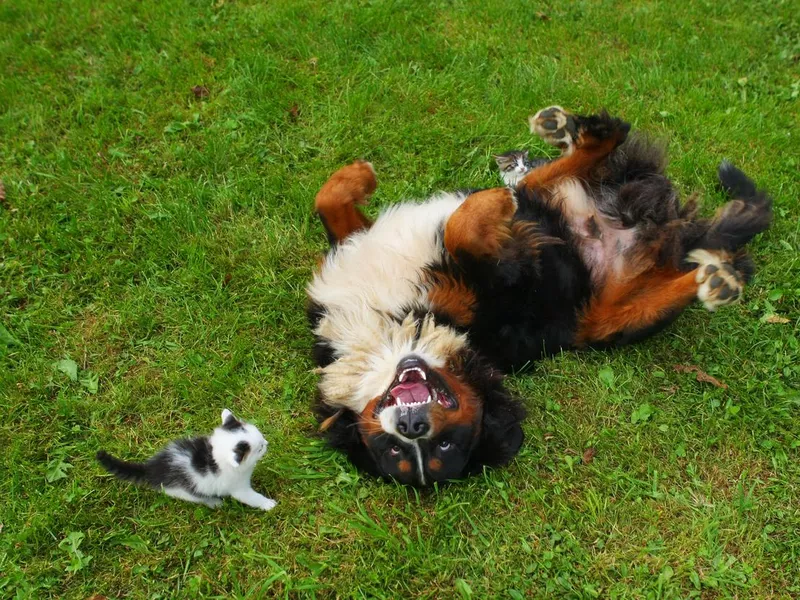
[96,450,151,486]
[701,161,772,252]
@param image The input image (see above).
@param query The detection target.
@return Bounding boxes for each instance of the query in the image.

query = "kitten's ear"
[494,154,510,169]
[221,409,243,431]
[229,441,250,469]
[522,150,530,159]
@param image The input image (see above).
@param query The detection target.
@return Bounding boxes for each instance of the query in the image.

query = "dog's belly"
[550,179,638,285]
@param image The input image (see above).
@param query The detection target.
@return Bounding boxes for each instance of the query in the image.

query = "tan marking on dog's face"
[358,395,384,438]
[426,365,483,438]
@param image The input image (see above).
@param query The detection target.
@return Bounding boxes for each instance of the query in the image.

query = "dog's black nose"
[396,412,430,439]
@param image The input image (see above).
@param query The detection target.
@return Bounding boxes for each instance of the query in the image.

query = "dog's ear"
[458,351,526,475]
[468,385,526,473]
[315,402,381,477]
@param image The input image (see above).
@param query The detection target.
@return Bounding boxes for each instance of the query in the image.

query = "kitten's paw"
[687,249,744,311]
[204,497,223,509]
[259,498,277,511]
[529,106,577,154]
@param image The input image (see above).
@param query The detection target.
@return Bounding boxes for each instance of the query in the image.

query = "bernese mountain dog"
[306,106,772,486]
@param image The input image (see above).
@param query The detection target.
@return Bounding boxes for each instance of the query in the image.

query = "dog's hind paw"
[529,106,630,156]
[529,106,578,154]
[688,249,744,311]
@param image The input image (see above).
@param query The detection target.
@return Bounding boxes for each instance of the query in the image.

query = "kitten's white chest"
[501,158,530,187]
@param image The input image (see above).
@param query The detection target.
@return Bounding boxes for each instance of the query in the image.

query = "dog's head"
[318,350,525,486]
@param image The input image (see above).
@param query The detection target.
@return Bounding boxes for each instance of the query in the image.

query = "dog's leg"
[575,249,745,345]
[314,161,376,246]
[576,161,771,345]
[521,106,630,190]
[444,188,518,262]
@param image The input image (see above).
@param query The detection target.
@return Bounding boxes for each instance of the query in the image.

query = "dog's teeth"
[399,367,426,382]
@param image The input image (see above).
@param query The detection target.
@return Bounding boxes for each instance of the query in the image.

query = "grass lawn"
[2,0,799,597]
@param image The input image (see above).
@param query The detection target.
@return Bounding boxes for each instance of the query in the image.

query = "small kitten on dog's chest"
[494,150,548,186]
[97,410,276,510]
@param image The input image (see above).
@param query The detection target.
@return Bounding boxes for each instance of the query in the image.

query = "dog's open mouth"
[378,358,457,413]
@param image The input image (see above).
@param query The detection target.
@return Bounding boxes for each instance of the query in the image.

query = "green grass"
[1,0,799,597]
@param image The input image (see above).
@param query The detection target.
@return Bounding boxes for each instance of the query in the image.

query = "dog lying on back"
[307,106,772,486]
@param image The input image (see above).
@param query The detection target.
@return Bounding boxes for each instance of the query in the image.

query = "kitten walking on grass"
[97,410,276,511]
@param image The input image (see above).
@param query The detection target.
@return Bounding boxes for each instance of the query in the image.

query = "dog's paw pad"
[688,250,744,311]
[529,106,577,154]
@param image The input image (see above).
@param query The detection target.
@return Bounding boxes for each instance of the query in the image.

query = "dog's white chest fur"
[308,194,468,413]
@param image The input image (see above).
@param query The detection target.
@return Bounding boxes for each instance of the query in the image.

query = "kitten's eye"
[389,445,402,456]
[438,441,452,451]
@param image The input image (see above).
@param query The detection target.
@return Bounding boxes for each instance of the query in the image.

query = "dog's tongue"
[389,382,430,405]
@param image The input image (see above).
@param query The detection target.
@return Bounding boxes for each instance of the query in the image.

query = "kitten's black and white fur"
[494,150,548,186]
[97,410,276,511]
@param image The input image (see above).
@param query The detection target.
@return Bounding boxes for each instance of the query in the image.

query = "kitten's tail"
[96,450,150,486]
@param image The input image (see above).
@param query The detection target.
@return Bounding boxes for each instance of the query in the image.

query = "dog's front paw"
[444,188,518,260]
[315,160,377,210]
[687,249,744,311]
[259,498,277,511]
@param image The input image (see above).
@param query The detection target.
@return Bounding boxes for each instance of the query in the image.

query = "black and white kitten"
[97,409,276,511]
[494,150,548,186]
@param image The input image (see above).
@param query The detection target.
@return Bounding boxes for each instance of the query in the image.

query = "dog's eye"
[389,445,402,456]
[438,441,452,451]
